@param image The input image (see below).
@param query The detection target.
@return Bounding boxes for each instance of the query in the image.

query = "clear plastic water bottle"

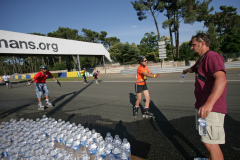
[108,154,116,160]
[94,152,104,160]
[80,150,90,160]
[121,138,131,155]
[24,150,34,159]
[66,137,74,154]
[43,147,51,157]
[80,135,88,155]
[112,143,122,159]
[198,118,207,136]
[72,139,81,158]
[3,146,11,158]
[105,139,114,158]
[97,141,107,159]
[63,135,69,149]
[91,129,98,142]
[0,117,132,160]
[55,133,64,148]
[120,146,130,160]
[180,74,185,83]
[86,135,93,149]
[56,152,64,159]
[49,148,58,158]
[113,135,122,146]
[95,136,104,144]
[88,142,98,160]
[105,132,113,143]
[48,141,55,149]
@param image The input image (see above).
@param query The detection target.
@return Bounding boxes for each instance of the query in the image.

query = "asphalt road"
[0,69,240,160]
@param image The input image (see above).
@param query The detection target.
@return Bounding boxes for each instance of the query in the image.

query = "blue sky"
[0,0,239,45]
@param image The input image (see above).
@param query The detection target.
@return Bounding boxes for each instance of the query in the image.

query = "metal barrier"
[121,62,240,75]
[225,62,240,69]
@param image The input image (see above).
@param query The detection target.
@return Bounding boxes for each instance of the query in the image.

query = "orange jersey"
[136,65,150,85]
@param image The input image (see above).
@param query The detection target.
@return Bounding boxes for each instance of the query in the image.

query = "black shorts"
[4,81,10,83]
[94,75,98,79]
[135,84,148,93]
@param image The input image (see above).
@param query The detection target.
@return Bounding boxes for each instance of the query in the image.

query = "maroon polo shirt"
[191,50,227,114]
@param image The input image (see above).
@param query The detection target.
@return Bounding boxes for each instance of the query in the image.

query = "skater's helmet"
[40,65,47,69]
[137,55,146,63]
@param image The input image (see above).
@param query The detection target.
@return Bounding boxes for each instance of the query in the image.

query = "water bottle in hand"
[180,74,185,83]
[198,118,207,136]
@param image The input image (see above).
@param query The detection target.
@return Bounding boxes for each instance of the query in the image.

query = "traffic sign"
[159,56,167,58]
[159,48,166,52]
[159,54,167,57]
[158,41,166,60]
[158,41,165,45]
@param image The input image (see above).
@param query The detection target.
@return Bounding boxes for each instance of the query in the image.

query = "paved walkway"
[0,69,239,159]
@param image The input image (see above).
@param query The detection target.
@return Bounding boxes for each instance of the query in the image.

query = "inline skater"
[81,68,88,83]
[93,70,100,84]
[1,73,12,88]
[134,56,160,118]
[27,65,61,110]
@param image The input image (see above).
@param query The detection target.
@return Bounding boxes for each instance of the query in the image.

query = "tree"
[162,2,175,59]
[137,32,171,61]
[131,0,164,41]
[221,28,240,54]
[207,23,221,52]
[179,41,198,61]
[165,43,174,61]
[205,6,239,41]
[137,32,160,61]
[109,42,140,64]
[204,5,240,57]
[48,27,79,40]
[132,0,213,60]
[105,37,120,49]
[138,32,158,54]
[164,0,213,59]
[81,28,100,43]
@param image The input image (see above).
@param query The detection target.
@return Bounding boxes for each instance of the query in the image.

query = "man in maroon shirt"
[183,33,227,160]
[27,65,61,110]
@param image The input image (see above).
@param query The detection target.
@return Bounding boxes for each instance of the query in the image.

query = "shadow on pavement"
[149,100,204,159]
[0,104,31,119]
[46,82,93,117]
[129,92,204,159]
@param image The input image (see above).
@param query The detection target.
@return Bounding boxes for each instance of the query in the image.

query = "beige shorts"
[195,109,226,144]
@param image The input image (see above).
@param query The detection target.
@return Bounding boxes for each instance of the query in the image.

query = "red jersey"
[136,65,150,85]
[33,71,53,83]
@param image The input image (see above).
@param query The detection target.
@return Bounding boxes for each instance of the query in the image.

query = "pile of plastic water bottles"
[0,115,131,160]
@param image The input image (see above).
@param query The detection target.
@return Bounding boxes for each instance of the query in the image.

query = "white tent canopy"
[0,30,111,62]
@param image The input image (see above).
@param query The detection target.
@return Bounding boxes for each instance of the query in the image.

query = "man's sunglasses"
[197,33,205,41]
[142,60,147,62]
